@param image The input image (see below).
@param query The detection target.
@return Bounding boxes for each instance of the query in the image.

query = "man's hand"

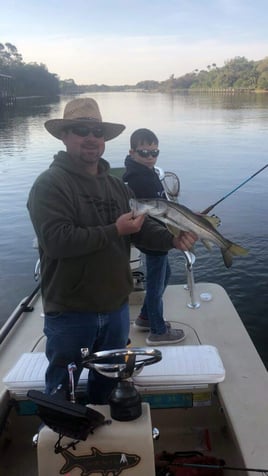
[172,231,197,251]
[116,211,146,236]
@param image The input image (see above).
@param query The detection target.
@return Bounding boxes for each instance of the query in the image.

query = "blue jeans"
[140,253,171,334]
[43,302,130,404]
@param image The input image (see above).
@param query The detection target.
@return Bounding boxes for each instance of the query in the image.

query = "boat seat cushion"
[3,352,88,397]
[133,345,225,391]
[3,346,225,398]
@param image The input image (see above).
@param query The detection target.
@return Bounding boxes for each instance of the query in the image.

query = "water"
[0,92,267,368]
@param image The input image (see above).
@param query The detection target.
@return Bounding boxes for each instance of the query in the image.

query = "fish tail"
[222,242,248,268]
[60,449,79,473]
[221,249,233,268]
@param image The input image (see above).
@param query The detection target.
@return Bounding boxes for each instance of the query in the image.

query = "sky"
[1,0,268,86]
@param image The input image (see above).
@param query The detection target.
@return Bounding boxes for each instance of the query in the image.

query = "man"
[123,128,185,345]
[27,98,196,404]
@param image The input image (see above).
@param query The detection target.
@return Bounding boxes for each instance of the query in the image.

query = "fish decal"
[130,198,248,268]
[60,446,141,476]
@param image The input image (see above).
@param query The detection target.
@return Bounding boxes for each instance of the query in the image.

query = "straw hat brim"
[45,118,125,141]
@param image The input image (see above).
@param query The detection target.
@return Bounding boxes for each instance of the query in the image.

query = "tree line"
[1,42,268,97]
[0,42,59,97]
[59,56,268,93]
[159,56,268,92]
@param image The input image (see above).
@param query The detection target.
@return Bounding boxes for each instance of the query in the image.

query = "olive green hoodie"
[27,152,174,313]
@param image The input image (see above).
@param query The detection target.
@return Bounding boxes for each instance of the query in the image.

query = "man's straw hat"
[45,98,125,141]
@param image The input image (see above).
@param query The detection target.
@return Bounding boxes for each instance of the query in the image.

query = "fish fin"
[222,243,248,268]
[203,214,221,228]
[222,249,233,268]
[201,239,213,251]
[228,243,248,256]
[166,224,182,237]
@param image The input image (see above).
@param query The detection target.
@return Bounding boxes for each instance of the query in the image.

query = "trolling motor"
[81,347,162,421]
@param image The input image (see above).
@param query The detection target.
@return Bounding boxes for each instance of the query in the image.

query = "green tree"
[0,42,60,96]
[257,71,268,90]
[0,42,23,69]
[256,57,268,74]
[136,80,159,90]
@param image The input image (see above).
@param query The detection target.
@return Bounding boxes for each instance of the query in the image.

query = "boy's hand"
[172,231,197,251]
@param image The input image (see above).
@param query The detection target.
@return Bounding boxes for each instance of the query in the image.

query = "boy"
[123,128,185,345]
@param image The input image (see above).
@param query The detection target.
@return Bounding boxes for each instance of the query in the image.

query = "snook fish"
[130,198,248,268]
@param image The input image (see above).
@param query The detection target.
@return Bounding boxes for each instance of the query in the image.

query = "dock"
[0,73,16,107]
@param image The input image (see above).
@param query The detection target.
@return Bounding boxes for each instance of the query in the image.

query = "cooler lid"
[3,352,88,396]
[133,345,225,387]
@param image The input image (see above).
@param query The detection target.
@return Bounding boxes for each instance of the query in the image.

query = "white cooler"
[3,345,225,409]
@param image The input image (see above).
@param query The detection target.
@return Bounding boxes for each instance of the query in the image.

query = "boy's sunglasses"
[136,149,160,158]
[68,125,104,138]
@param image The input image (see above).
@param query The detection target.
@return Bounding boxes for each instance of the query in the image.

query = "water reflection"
[166,90,268,110]
[0,97,61,165]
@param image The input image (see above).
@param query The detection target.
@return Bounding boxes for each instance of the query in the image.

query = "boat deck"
[0,283,267,475]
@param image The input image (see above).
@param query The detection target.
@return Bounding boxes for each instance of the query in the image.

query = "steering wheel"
[82,347,162,380]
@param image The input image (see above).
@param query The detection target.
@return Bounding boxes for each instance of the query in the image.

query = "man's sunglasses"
[68,125,104,138]
[136,149,160,158]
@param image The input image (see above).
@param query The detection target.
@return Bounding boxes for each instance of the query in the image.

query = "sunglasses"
[68,125,104,138]
[136,149,160,158]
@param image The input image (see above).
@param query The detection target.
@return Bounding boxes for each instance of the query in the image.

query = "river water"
[0,92,267,368]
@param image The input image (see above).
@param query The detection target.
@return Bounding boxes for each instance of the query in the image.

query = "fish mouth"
[129,198,135,211]
[129,198,151,217]
[129,198,165,218]
[129,198,144,217]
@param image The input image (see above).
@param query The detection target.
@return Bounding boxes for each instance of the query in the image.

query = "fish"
[60,447,141,475]
[129,198,248,268]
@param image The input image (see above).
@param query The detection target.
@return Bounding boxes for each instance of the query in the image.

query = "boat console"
[30,347,163,475]
[4,344,225,475]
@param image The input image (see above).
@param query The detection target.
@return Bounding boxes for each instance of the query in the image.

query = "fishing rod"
[201,163,268,215]
[0,283,41,346]
[169,461,268,474]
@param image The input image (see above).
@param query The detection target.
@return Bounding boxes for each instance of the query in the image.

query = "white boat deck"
[0,283,267,475]
[130,284,268,473]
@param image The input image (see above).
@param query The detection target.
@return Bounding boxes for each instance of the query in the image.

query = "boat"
[0,170,267,476]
